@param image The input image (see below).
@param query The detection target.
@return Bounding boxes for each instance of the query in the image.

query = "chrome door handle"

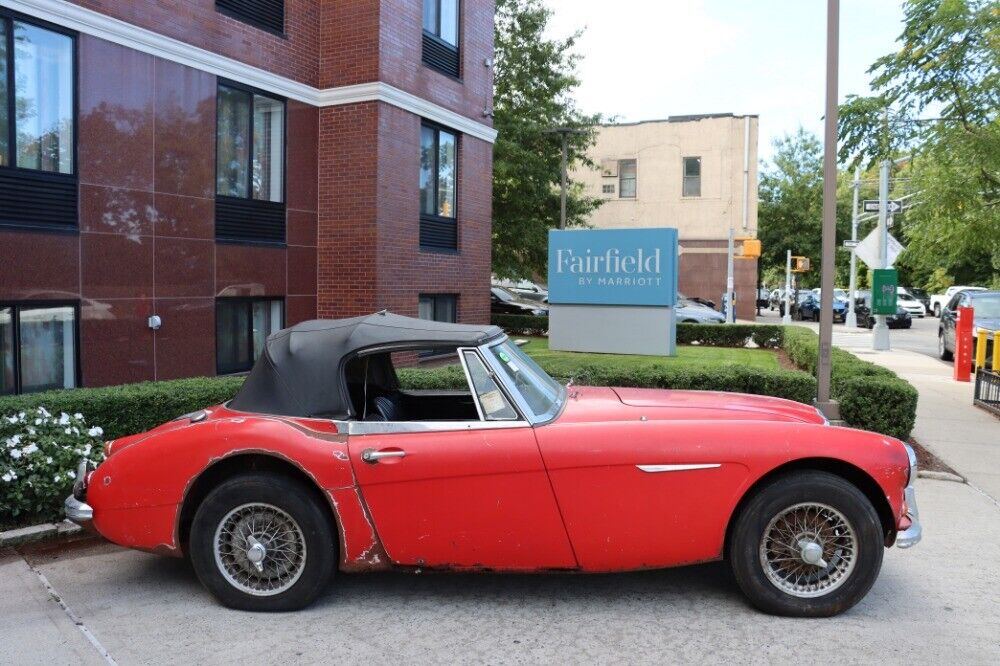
[361,448,407,464]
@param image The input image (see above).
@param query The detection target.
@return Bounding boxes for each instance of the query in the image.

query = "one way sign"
[863,200,903,214]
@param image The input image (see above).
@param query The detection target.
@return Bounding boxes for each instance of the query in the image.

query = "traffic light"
[792,256,811,272]
[738,239,762,259]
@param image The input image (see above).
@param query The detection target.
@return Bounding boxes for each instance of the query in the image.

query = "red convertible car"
[66,313,920,616]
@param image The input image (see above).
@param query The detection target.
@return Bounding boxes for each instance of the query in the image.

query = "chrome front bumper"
[897,445,922,549]
[64,494,94,525]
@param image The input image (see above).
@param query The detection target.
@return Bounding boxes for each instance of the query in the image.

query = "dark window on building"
[683,156,701,197]
[0,303,78,395]
[0,15,77,231]
[619,159,636,198]
[216,298,284,375]
[419,294,457,323]
[602,184,615,195]
[420,123,458,251]
[215,81,286,244]
[422,0,460,77]
[216,1,284,35]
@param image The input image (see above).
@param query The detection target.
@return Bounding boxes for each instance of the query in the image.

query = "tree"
[839,0,1000,288]
[491,0,602,280]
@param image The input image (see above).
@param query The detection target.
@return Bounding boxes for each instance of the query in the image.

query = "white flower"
[83,444,92,456]
[74,413,84,420]
[38,407,50,418]
[46,457,53,464]
[68,470,76,479]
[9,449,21,459]
[87,426,103,438]
[21,444,38,456]
[26,427,35,436]
[34,418,42,425]
[58,413,70,425]
[54,475,61,483]
[1,471,14,482]
[5,415,17,424]
[64,427,73,435]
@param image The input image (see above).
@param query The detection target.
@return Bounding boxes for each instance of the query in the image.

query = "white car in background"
[896,287,927,318]
[930,286,986,317]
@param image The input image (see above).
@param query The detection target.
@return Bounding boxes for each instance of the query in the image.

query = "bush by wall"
[491,314,548,336]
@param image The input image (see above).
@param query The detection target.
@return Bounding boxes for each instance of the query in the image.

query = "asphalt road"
[4,478,999,665]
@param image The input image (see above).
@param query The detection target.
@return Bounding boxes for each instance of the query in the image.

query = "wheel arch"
[176,452,341,557]
[723,457,896,558]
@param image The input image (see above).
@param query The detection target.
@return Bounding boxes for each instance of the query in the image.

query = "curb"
[0,520,82,547]
[918,470,965,483]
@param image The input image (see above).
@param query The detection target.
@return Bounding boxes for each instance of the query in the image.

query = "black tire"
[189,473,336,611]
[933,304,941,317]
[728,471,884,617]
[938,331,953,361]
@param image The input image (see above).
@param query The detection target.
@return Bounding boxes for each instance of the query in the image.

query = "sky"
[542,0,907,162]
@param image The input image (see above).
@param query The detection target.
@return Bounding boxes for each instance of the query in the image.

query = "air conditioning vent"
[216,0,284,34]
[422,32,460,78]
[216,196,286,245]
[0,170,77,231]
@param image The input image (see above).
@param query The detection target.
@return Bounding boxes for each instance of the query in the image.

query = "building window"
[215,81,286,244]
[422,0,460,77]
[602,184,615,195]
[0,304,78,395]
[420,123,458,251]
[619,159,636,198]
[216,1,285,35]
[683,156,701,197]
[0,15,77,230]
[419,294,457,323]
[216,298,284,375]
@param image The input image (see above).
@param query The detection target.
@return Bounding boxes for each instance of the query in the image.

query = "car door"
[942,293,964,350]
[347,349,577,571]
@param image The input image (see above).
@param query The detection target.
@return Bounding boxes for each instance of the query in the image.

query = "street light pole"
[816,0,839,417]
[872,159,892,350]
[783,250,792,324]
[846,166,861,328]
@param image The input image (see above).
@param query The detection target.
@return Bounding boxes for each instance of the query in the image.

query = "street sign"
[863,200,903,214]
[854,229,904,269]
[872,269,898,315]
[842,239,859,248]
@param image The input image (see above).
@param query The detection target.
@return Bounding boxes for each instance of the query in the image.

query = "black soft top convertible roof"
[228,312,504,419]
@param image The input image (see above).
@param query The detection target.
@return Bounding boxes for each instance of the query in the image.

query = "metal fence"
[974,369,1000,418]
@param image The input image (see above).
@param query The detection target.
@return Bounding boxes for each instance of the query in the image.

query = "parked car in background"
[493,278,548,303]
[491,287,548,316]
[797,292,848,323]
[931,286,986,317]
[895,288,927,318]
[906,288,930,312]
[938,290,1000,362]
[778,291,812,318]
[676,299,726,324]
[66,312,921,616]
[678,292,717,310]
[757,287,770,310]
[854,291,912,329]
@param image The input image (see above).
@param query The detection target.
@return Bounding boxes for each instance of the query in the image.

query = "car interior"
[344,348,482,422]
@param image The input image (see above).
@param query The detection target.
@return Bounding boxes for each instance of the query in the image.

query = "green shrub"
[0,376,245,441]
[1,408,106,526]
[782,327,917,440]
[397,365,468,390]
[677,323,785,349]
[491,314,548,336]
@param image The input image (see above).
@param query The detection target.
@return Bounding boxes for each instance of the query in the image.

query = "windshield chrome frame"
[478,336,567,426]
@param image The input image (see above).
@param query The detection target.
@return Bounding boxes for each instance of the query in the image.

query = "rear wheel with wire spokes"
[728,471,883,617]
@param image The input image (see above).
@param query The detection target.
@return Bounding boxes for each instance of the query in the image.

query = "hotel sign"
[547,228,679,307]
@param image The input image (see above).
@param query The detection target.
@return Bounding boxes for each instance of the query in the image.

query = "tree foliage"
[839,0,1000,288]
[491,0,602,280]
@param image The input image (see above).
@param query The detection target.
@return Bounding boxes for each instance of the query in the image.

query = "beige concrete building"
[575,114,760,320]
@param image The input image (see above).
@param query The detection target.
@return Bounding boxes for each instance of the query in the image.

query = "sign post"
[547,228,679,356]
[954,306,974,382]
[871,269,898,315]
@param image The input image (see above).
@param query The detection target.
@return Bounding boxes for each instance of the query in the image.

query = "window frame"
[215,296,285,376]
[215,1,286,37]
[682,156,702,198]
[418,293,458,323]
[422,0,462,79]
[419,121,460,252]
[0,10,79,233]
[0,300,81,396]
[618,159,636,199]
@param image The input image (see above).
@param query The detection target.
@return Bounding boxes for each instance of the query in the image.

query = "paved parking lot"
[4,478,999,665]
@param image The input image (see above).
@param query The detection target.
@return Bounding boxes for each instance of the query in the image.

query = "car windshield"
[971,295,1000,319]
[488,340,564,420]
[492,287,514,302]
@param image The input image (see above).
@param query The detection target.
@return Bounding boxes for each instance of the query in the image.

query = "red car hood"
[557,386,826,425]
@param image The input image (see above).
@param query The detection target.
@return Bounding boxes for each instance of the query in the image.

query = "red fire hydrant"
[954,306,974,382]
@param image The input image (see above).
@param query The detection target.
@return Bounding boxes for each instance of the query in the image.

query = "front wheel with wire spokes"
[190,473,336,611]
[728,471,884,617]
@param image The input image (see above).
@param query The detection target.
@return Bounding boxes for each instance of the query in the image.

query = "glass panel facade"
[420,125,436,216]
[216,298,283,374]
[0,308,13,395]
[252,94,283,202]
[422,0,438,35]
[18,306,76,393]
[217,86,251,198]
[437,129,456,218]
[0,22,8,168]
[683,156,701,197]
[13,22,74,173]
[619,159,636,198]
[421,125,458,220]
[439,0,459,46]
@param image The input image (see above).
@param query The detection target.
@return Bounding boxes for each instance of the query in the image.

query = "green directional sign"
[872,269,898,315]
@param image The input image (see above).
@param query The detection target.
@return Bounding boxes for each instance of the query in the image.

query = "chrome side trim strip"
[636,464,722,473]
[347,420,530,435]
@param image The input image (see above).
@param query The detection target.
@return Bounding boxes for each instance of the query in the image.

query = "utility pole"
[726,227,736,323]
[543,127,586,229]
[783,250,792,324]
[872,159,891,350]
[846,166,861,328]
[816,0,839,417]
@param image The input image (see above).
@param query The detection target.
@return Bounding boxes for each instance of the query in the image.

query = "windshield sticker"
[480,390,507,415]
[498,351,512,363]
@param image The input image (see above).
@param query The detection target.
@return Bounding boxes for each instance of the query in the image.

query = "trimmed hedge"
[677,323,784,349]
[491,314,548,336]
[782,327,917,440]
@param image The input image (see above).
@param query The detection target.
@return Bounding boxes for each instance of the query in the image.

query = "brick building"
[0,0,496,394]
